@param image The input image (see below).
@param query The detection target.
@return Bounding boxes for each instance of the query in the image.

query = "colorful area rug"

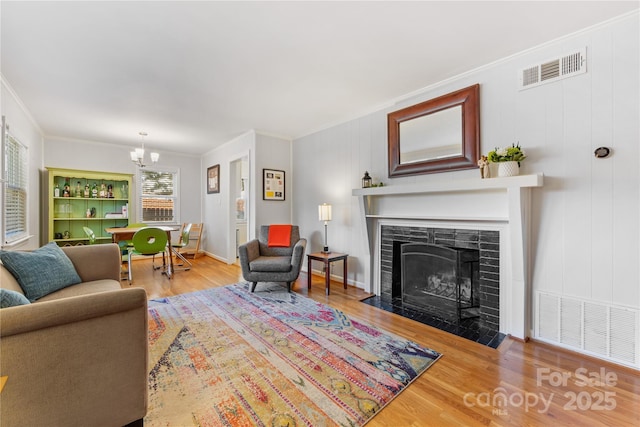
[145,282,441,426]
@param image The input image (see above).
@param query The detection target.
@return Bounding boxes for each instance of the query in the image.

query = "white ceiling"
[2,1,638,155]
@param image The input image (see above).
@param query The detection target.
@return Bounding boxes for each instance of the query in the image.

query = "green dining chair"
[171,223,192,271]
[124,223,147,244]
[127,227,169,282]
[82,226,96,244]
[120,222,148,257]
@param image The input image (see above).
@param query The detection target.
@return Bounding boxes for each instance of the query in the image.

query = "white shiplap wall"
[292,13,639,321]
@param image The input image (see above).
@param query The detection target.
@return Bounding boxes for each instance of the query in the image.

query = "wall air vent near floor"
[535,291,639,369]
[519,48,587,90]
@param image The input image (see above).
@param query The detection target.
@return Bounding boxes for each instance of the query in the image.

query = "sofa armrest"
[62,243,121,282]
[239,239,259,263]
[291,238,307,272]
[1,287,146,336]
[238,239,260,278]
[0,288,148,426]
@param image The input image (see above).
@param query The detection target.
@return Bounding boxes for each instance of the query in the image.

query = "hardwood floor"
[123,255,640,426]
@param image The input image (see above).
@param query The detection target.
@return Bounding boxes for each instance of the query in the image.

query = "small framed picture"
[263,168,285,201]
[207,164,220,194]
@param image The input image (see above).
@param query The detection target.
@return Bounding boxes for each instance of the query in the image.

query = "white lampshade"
[318,203,332,222]
[135,147,145,159]
[150,152,160,163]
[130,151,138,161]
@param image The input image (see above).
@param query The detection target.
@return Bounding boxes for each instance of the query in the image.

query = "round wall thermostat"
[594,147,611,158]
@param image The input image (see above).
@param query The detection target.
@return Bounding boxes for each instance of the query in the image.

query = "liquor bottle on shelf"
[75,181,82,197]
[84,184,90,198]
[107,184,114,198]
[91,183,98,198]
[99,183,106,198]
[54,183,60,198]
[62,180,71,197]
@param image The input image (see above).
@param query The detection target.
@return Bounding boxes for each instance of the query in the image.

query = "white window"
[2,119,29,246]
[137,167,179,225]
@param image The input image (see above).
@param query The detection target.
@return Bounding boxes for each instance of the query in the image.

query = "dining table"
[105,225,179,278]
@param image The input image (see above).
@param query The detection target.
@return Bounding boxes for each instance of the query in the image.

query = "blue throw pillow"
[0,289,31,308]
[0,242,82,302]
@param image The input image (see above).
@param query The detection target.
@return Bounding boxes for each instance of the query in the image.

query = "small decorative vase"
[498,161,520,177]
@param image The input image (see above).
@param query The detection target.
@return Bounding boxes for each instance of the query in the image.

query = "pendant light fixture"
[130,131,159,167]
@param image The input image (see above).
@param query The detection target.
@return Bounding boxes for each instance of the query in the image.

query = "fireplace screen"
[401,243,479,320]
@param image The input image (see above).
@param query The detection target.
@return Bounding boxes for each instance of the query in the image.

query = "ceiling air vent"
[519,47,586,90]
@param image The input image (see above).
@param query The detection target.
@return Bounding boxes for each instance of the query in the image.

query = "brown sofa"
[0,243,148,427]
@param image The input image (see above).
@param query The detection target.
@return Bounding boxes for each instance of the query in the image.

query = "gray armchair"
[238,225,307,293]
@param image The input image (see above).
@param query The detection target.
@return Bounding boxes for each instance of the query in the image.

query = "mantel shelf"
[352,173,544,197]
[365,214,509,222]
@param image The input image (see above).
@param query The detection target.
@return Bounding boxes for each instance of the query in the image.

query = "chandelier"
[130,131,159,167]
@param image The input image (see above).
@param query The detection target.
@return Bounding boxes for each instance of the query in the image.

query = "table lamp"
[318,203,332,253]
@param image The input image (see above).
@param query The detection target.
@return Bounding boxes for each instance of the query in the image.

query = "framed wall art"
[263,168,285,201]
[207,164,220,194]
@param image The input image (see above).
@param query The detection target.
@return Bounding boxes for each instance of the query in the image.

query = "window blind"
[138,169,179,223]
[4,131,28,245]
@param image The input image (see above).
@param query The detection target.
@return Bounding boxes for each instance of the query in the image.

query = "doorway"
[230,156,249,263]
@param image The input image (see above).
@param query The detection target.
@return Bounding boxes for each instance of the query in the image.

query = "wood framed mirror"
[388,84,480,177]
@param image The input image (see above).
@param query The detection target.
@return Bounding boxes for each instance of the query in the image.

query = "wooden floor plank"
[123,255,640,426]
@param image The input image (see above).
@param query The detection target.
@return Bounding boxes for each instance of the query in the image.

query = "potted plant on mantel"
[487,143,527,177]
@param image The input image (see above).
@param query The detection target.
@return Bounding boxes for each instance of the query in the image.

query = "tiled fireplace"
[379,225,500,331]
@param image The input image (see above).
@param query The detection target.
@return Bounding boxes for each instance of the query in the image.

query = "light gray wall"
[1,80,44,250]
[43,137,202,235]
[202,130,254,262]
[201,131,293,262]
[292,14,639,312]
[254,133,293,229]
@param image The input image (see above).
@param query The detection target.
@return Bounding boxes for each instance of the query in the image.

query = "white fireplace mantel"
[352,173,544,340]
[353,173,543,198]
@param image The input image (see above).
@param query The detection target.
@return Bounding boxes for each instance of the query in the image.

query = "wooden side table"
[307,252,348,295]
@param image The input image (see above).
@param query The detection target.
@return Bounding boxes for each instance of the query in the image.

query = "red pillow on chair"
[268,225,292,247]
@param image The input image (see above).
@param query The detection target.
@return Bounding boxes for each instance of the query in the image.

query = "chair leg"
[124,418,144,427]
[250,282,257,292]
[172,247,192,271]
[287,282,292,293]
[128,251,133,283]
[152,253,163,270]
[120,259,129,281]
[160,247,172,278]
